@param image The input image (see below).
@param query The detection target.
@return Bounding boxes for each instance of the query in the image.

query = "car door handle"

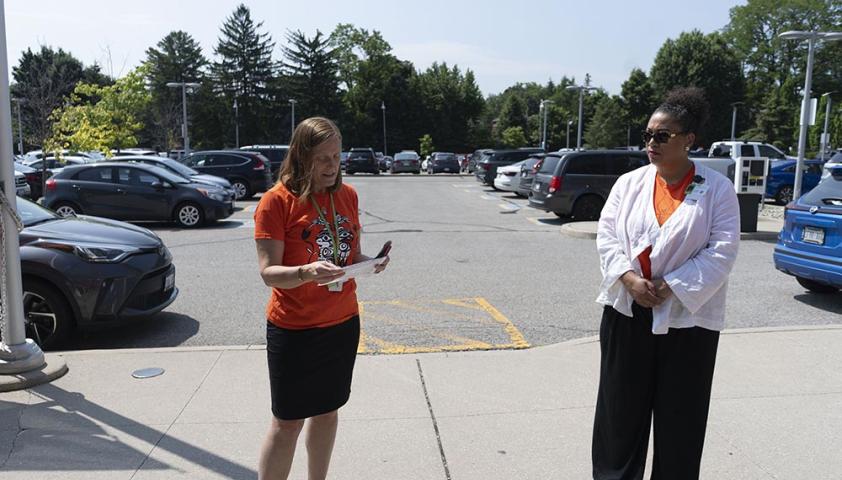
[71,184,80,191]
[116,188,126,194]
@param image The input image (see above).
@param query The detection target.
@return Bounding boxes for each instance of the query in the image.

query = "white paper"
[317,258,386,286]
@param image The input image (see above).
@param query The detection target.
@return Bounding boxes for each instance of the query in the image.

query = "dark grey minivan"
[528,150,649,220]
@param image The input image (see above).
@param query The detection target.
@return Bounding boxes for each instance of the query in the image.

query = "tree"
[329,24,392,91]
[143,31,208,150]
[501,126,528,148]
[419,134,434,157]
[412,63,485,151]
[650,31,745,146]
[496,95,528,137]
[46,66,152,155]
[620,68,657,147]
[11,46,110,150]
[282,30,342,127]
[211,4,276,145]
[741,77,800,149]
[584,96,628,148]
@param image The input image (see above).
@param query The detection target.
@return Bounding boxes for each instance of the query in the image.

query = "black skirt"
[266,315,360,420]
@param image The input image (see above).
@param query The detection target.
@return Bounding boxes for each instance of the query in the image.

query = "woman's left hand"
[374,255,389,274]
[653,279,673,299]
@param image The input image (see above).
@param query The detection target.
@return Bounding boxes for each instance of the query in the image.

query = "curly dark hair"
[653,87,711,140]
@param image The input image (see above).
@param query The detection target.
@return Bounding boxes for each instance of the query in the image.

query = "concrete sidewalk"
[561,216,783,241]
[2,325,842,479]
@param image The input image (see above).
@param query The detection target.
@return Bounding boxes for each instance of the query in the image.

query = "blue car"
[766,159,824,204]
[773,166,842,293]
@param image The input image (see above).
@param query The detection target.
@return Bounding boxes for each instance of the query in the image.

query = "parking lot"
[65,174,841,352]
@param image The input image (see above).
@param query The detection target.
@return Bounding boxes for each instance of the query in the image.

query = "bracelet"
[297,266,305,282]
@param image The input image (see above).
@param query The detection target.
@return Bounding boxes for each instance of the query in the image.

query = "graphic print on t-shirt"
[301,211,355,266]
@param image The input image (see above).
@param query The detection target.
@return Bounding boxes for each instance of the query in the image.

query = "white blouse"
[596,161,740,334]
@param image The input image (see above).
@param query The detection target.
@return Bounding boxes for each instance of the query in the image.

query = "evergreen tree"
[282,29,342,128]
[620,68,657,147]
[584,96,628,148]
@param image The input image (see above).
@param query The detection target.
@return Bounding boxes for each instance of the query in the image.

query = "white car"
[823,151,842,178]
[14,170,31,198]
[493,160,527,193]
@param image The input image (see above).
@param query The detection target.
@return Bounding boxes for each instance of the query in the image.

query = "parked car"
[494,160,527,193]
[14,170,30,198]
[824,151,842,178]
[529,150,649,220]
[180,150,273,199]
[773,166,842,293]
[378,154,391,172]
[106,155,235,198]
[167,149,186,161]
[467,149,491,174]
[766,159,824,204]
[390,151,421,174]
[516,154,546,197]
[239,145,289,177]
[9,196,178,349]
[340,152,350,170]
[427,152,461,174]
[24,156,91,177]
[13,162,46,199]
[345,148,379,175]
[112,148,159,157]
[44,162,234,227]
[475,148,544,187]
[709,141,790,161]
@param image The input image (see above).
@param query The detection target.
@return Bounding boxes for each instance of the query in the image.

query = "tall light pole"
[730,101,744,141]
[566,85,593,150]
[820,92,835,162]
[381,101,387,156]
[233,98,239,148]
[288,99,297,140]
[566,119,573,150]
[0,0,46,374]
[779,30,842,201]
[11,97,22,154]
[166,81,200,156]
[539,99,553,150]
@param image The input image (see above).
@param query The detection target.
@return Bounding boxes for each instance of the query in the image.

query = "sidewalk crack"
[0,390,32,470]
[416,358,452,480]
[129,350,225,479]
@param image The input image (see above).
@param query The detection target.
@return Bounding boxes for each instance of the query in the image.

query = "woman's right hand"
[300,261,345,284]
[621,271,664,308]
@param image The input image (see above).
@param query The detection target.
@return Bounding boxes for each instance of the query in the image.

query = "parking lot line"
[480,194,497,201]
[474,297,530,348]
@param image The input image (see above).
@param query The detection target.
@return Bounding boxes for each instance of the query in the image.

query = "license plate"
[802,226,825,245]
[164,271,175,291]
[444,168,451,172]
[533,183,540,191]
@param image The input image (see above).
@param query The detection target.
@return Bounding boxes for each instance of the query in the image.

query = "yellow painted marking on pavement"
[357,302,368,353]
[526,217,542,225]
[362,311,492,348]
[441,299,485,311]
[474,297,530,349]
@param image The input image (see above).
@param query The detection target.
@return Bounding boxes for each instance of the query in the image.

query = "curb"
[0,354,69,393]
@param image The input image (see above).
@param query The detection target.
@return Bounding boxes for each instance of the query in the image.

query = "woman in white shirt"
[592,87,740,480]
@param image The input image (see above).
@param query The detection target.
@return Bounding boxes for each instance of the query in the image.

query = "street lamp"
[539,99,553,150]
[820,91,835,162]
[566,84,594,150]
[779,30,842,201]
[288,99,297,140]
[11,97,22,154]
[381,101,387,156]
[730,101,744,141]
[233,98,239,148]
[566,119,573,150]
[165,81,200,156]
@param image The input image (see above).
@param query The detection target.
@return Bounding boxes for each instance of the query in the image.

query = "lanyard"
[310,193,342,266]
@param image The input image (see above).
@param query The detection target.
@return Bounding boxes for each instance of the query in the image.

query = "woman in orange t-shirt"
[254,117,388,480]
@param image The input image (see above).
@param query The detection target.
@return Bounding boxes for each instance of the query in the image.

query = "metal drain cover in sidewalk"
[132,367,165,379]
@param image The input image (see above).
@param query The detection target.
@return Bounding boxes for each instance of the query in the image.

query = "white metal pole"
[566,121,571,149]
[731,105,738,141]
[289,99,296,140]
[542,101,549,150]
[0,0,45,373]
[381,101,387,156]
[181,83,190,157]
[820,94,832,162]
[794,37,816,201]
[14,100,22,154]
[576,89,584,150]
[234,98,239,148]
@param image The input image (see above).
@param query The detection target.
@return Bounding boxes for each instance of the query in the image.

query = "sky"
[5,0,745,96]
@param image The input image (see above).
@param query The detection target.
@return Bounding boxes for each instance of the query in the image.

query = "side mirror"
[151,181,165,190]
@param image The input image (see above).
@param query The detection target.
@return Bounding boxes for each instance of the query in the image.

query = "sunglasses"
[642,129,683,145]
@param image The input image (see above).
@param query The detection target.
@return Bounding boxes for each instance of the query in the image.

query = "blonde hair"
[278,117,343,198]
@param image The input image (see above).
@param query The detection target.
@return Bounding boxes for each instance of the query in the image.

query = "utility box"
[733,156,769,233]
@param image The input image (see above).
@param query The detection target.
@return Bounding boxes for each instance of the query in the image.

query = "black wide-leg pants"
[592,304,720,480]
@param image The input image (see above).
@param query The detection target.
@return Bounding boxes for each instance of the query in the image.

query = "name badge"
[327,281,343,293]
[686,184,709,202]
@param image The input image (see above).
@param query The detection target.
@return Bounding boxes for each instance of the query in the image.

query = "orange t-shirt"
[254,182,361,329]
[639,166,695,280]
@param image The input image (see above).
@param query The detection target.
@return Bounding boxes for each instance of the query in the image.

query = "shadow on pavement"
[794,292,842,315]
[65,312,200,351]
[0,383,256,478]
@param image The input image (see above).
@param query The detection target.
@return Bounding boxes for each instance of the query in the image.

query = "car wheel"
[347,171,354,175]
[374,170,380,175]
[572,195,604,221]
[22,279,75,350]
[796,276,840,294]
[414,170,420,174]
[776,185,794,205]
[175,202,205,228]
[231,180,251,200]
[52,202,81,217]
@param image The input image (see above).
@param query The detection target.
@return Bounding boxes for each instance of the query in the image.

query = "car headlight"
[198,188,227,202]
[33,240,140,263]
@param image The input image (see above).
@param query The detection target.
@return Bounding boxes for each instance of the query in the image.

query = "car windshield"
[394,153,417,160]
[158,158,199,176]
[349,152,370,159]
[437,154,456,161]
[17,196,58,227]
[800,171,842,209]
[143,165,191,184]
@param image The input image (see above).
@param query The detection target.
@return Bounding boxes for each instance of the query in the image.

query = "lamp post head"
[565,85,582,92]
[822,91,837,98]
[165,82,180,88]
[820,32,842,41]
[779,31,815,41]
[731,101,744,107]
[288,99,296,105]
[381,101,386,110]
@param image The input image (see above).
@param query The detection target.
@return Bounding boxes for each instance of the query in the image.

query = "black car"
[181,150,273,199]
[467,148,491,173]
[427,152,461,174]
[44,162,235,227]
[516,153,547,197]
[13,162,49,200]
[346,148,379,175]
[106,155,235,198]
[11,196,178,349]
[239,145,289,177]
[475,148,544,187]
[528,150,649,220]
